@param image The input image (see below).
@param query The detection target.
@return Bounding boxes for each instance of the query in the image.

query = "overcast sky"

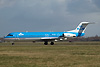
[0,0,100,37]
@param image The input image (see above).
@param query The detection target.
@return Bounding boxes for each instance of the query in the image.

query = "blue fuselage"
[4,32,85,39]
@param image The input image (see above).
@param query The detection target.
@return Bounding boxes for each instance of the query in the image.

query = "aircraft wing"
[41,37,58,39]
[40,37,59,41]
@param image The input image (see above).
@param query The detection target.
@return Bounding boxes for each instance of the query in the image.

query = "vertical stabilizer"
[75,22,90,36]
[67,22,91,37]
[76,22,90,33]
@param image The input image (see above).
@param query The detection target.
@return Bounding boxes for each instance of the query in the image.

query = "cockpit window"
[7,34,13,36]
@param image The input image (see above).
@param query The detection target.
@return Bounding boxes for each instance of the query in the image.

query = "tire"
[12,43,14,45]
[44,42,48,45]
[50,42,54,45]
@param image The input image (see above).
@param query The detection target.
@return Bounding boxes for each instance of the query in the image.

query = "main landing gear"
[50,42,54,45]
[44,41,48,45]
[44,42,54,45]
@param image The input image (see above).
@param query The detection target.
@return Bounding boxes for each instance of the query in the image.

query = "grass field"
[0,42,100,67]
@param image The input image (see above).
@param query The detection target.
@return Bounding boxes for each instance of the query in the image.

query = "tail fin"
[67,22,92,37]
[76,22,90,33]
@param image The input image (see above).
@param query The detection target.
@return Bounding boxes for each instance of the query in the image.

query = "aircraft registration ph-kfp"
[4,22,93,45]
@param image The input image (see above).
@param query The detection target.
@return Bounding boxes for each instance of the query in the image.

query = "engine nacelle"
[63,33,76,37]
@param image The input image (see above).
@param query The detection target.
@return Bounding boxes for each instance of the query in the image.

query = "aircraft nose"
[4,36,7,38]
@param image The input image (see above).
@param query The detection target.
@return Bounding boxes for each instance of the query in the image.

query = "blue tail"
[67,22,91,37]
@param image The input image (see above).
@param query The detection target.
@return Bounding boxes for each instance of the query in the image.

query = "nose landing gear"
[12,43,14,45]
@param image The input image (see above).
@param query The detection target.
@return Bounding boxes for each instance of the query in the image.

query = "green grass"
[0,42,100,67]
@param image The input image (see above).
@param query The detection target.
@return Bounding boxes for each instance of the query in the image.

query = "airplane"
[3,22,93,45]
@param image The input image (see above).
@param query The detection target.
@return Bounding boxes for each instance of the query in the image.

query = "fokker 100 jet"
[4,22,93,45]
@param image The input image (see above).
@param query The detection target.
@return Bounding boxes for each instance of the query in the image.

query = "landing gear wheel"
[44,42,48,45]
[50,42,54,45]
[12,43,14,45]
